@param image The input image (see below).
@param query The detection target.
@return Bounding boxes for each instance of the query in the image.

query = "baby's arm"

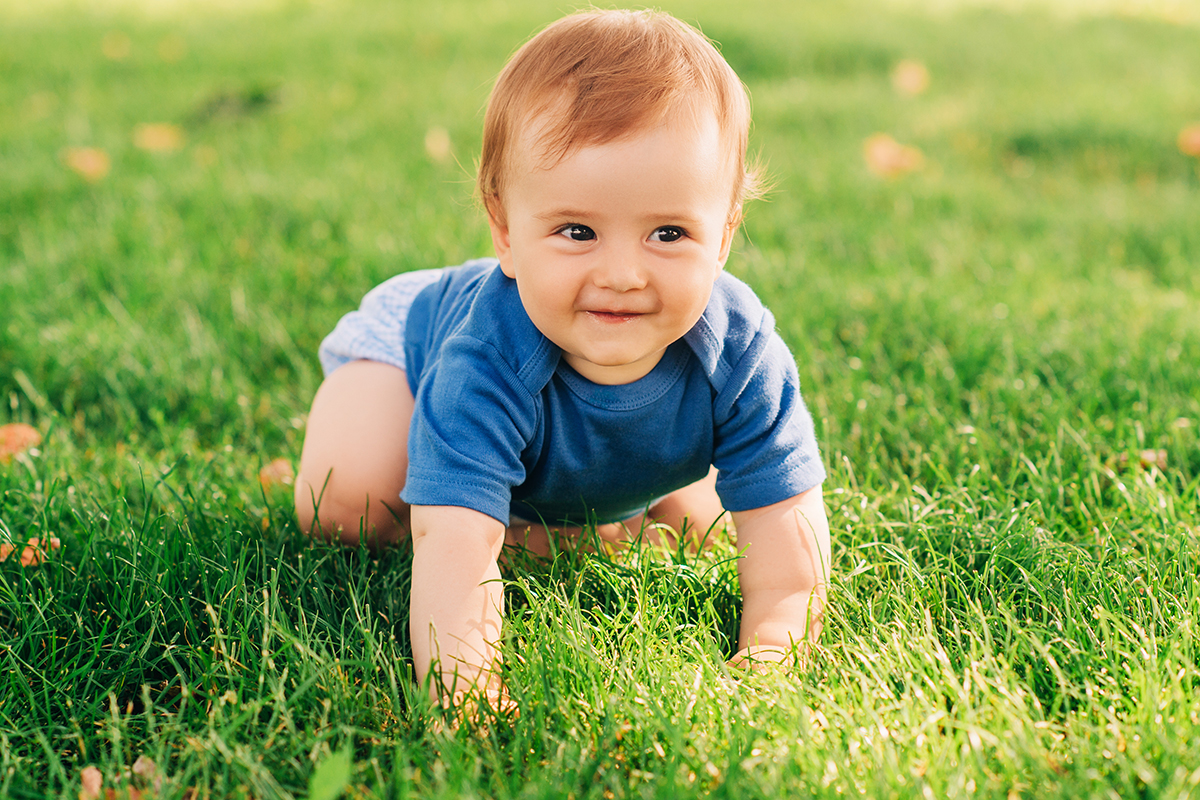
[729,485,830,667]
[409,504,507,703]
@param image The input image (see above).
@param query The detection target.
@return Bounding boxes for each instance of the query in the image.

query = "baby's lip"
[585,305,650,315]
[585,309,646,320]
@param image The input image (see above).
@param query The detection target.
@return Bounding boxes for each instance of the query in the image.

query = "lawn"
[2,0,1199,797]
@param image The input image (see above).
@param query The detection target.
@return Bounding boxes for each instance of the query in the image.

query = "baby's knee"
[649,476,727,544]
[294,479,407,548]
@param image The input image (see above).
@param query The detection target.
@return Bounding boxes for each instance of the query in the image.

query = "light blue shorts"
[318,268,446,377]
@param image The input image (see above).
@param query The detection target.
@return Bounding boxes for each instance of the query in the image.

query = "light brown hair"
[478,8,759,226]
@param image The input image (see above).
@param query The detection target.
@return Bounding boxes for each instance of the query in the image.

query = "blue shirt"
[396,260,824,525]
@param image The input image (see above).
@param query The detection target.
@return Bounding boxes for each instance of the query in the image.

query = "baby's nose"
[594,254,648,292]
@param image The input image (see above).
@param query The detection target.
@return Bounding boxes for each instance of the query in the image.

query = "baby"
[295,9,831,705]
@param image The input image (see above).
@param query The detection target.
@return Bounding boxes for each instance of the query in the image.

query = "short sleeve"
[711,328,826,512]
[401,336,540,524]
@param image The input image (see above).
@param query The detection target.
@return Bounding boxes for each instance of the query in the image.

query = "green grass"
[2,0,1199,797]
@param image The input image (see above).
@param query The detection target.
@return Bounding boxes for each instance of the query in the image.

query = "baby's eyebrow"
[533,207,593,222]
[533,208,704,227]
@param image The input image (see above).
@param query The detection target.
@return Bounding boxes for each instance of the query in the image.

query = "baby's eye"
[557,224,596,241]
[649,226,686,243]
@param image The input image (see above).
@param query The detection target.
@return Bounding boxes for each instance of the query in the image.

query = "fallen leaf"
[107,788,143,800]
[891,59,930,96]
[1115,449,1169,472]
[1178,123,1200,157]
[79,766,103,800]
[1139,449,1168,471]
[63,147,111,182]
[134,123,184,153]
[131,755,157,783]
[863,133,924,178]
[425,126,452,163]
[259,458,295,489]
[0,423,41,462]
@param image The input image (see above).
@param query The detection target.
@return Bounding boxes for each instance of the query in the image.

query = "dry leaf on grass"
[1140,449,1168,470]
[1178,123,1200,157]
[79,766,103,800]
[79,757,166,800]
[863,133,924,178]
[0,422,41,462]
[891,59,930,96]
[259,457,295,489]
[1113,449,1169,472]
[1125,449,1168,471]
[133,123,185,153]
[108,788,144,800]
[63,148,111,182]
[131,756,163,795]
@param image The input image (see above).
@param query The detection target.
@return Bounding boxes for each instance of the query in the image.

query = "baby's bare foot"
[0,536,62,567]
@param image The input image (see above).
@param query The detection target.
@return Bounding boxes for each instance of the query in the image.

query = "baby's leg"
[294,360,413,548]
[633,466,728,548]
[504,467,728,557]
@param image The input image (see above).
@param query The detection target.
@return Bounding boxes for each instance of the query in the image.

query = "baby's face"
[488,108,737,385]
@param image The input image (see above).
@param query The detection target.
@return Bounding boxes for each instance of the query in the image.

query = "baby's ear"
[717,204,742,269]
[485,197,516,278]
[727,202,745,230]
[484,194,505,228]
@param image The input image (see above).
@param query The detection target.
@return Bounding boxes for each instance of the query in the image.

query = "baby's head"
[477,9,758,228]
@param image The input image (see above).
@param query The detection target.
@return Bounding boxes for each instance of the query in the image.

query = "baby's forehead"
[512,96,733,171]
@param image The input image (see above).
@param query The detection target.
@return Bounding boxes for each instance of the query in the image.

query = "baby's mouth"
[586,310,643,323]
